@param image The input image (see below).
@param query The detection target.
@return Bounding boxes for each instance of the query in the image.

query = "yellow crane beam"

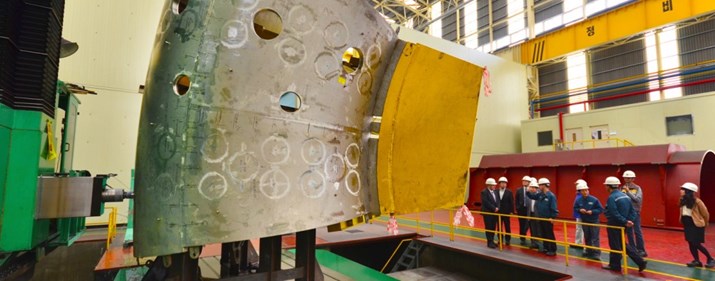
[521,0,715,65]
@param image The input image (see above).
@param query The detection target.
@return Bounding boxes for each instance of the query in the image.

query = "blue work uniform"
[604,189,646,270]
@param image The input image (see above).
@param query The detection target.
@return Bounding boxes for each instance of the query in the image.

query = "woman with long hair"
[679,182,714,268]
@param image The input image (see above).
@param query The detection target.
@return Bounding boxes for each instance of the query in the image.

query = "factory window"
[666,115,693,136]
[279,92,301,112]
[173,74,191,96]
[429,2,442,38]
[172,0,189,15]
[537,130,553,146]
[254,9,283,40]
[464,1,478,48]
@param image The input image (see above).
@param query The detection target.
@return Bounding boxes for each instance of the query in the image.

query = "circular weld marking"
[324,153,346,182]
[345,170,361,196]
[301,138,326,165]
[300,170,326,199]
[366,44,382,69]
[278,37,306,65]
[288,5,316,35]
[356,71,372,96]
[323,21,348,49]
[221,20,249,49]
[259,168,291,199]
[236,0,259,10]
[198,172,228,200]
[314,52,340,80]
[201,129,229,163]
[344,143,360,168]
[261,136,290,164]
[226,151,259,182]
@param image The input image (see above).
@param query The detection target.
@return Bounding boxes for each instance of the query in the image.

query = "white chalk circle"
[324,153,346,182]
[314,52,340,80]
[366,44,382,69]
[356,71,373,96]
[227,151,259,182]
[300,170,326,199]
[344,143,360,168]
[288,5,316,34]
[278,37,306,65]
[261,136,290,164]
[344,170,361,196]
[201,128,229,163]
[198,172,228,200]
[221,20,249,49]
[259,168,291,199]
[301,138,326,165]
[323,21,348,49]
[236,0,258,10]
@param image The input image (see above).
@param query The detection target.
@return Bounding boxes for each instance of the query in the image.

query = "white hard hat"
[575,179,587,186]
[529,180,539,187]
[604,176,621,185]
[485,178,497,185]
[498,177,508,183]
[622,170,636,178]
[681,182,699,192]
[537,178,550,185]
[522,176,532,181]
[576,183,589,190]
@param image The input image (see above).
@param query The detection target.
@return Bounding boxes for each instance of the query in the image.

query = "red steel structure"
[469,144,715,229]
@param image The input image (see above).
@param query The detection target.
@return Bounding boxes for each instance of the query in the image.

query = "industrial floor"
[376,210,715,281]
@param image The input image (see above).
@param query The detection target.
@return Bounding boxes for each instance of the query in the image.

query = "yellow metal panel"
[521,0,715,64]
[377,43,483,215]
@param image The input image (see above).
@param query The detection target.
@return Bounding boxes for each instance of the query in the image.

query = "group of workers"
[477,170,713,273]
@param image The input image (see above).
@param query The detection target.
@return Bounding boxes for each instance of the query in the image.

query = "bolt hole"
[172,0,189,15]
[173,74,191,96]
[279,92,301,112]
[342,47,363,74]
[254,9,283,40]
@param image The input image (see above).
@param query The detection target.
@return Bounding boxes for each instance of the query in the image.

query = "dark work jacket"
[573,195,604,223]
[480,188,499,214]
[526,190,559,219]
[605,189,636,226]
[497,188,514,214]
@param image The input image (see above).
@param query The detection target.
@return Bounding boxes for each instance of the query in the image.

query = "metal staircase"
[390,240,424,272]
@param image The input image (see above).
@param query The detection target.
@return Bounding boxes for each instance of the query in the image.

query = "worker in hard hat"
[679,182,714,268]
[572,179,587,250]
[573,182,603,260]
[526,178,559,256]
[479,178,500,249]
[602,176,647,272]
[497,177,514,246]
[526,178,541,250]
[621,170,647,257]
[515,176,533,246]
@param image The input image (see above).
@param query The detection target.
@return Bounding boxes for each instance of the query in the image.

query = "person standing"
[602,176,647,273]
[527,178,558,256]
[679,182,715,268]
[573,182,603,260]
[515,176,533,246]
[622,170,647,257]
[479,178,499,249]
[497,177,514,245]
[527,178,542,250]
[573,179,587,249]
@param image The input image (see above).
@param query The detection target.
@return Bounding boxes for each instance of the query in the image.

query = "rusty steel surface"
[134,0,397,257]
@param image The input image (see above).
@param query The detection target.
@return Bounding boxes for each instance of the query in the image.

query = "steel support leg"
[295,229,316,281]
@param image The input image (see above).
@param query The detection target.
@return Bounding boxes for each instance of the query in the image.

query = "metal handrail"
[391,209,630,275]
[380,238,415,273]
[554,137,634,151]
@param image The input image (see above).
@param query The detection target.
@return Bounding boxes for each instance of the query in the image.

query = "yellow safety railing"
[380,238,415,273]
[106,207,118,249]
[554,138,634,151]
[391,209,631,275]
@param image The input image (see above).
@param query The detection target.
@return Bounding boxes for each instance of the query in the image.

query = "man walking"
[622,170,647,257]
[602,176,647,272]
[527,178,559,256]
[573,181,603,260]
